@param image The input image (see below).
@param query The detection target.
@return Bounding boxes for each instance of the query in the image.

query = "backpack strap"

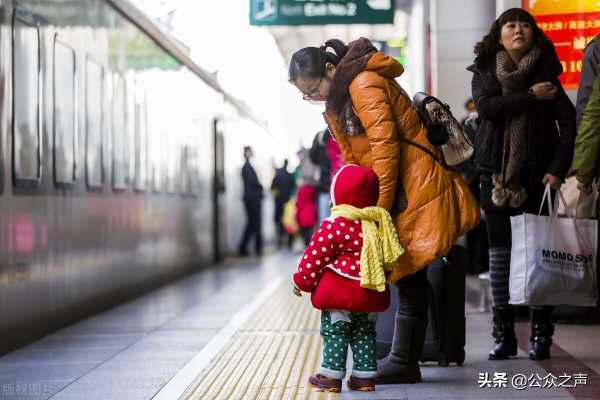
[398,137,448,168]
[395,89,450,168]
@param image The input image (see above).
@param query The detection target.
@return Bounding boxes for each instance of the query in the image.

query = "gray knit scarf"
[492,47,541,208]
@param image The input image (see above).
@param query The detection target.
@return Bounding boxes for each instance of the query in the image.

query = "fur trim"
[326,38,377,135]
[508,187,528,208]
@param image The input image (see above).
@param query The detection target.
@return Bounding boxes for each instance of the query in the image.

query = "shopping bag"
[556,176,598,219]
[509,184,599,306]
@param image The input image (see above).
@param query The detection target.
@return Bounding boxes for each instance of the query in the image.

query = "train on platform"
[0,0,270,354]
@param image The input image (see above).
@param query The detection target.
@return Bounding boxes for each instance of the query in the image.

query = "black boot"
[529,306,554,360]
[375,313,426,384]
[489,305,517,360]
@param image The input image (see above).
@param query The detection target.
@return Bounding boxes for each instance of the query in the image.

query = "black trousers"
[299,227,313,247]
[395,268,429,319]
[239,198,263,255]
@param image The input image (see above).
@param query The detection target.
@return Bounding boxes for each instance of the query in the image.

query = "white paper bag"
[509,185,599,306]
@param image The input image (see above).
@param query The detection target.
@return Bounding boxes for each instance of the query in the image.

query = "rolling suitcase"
[420,245,467,366]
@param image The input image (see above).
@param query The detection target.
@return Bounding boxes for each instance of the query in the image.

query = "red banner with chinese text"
[522,0,600,89]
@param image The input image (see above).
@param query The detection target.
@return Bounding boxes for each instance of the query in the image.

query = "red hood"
[331,165,379,208]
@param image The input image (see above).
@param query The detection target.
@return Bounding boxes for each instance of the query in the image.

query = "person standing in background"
[460,98,478,126]
[575,35,600,129]
[468,8,575,361]
[573,65,600,194]
[238,146,264,257]
[326,132,344,178]
[295,147,319,246]
[310,128,334,223]
[573,34,600,194]
[460,98,489,276]
[271,159,296,249]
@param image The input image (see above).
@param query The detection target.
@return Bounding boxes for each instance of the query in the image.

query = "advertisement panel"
[522,0,600,89]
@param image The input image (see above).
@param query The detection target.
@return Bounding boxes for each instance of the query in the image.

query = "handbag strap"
[398,137,448,168]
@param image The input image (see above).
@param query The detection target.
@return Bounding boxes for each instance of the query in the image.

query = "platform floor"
[1,252,599,400]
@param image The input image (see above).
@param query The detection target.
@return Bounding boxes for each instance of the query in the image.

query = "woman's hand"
[542,173,563,190]
[530,82,557,100]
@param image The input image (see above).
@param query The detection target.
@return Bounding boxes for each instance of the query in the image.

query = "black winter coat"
[242,161,263,202]
[271,167,295,203]
[467,44,576,188]
[309,129,332,193]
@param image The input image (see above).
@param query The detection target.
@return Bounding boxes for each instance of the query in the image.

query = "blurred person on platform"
[461,98,478,126]
[309,128,332,223]
[238,146,264,256]
[271,159,296,249]
[295,147,319,246]
[327,131,345,178]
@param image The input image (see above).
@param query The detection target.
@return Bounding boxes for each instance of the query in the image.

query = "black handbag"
[412,92,474,167]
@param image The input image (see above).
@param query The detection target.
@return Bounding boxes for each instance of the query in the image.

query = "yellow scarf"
[331,205,404,292]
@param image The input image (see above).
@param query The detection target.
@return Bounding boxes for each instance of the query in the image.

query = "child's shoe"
[347,376,376,391]
[308,374,342,393]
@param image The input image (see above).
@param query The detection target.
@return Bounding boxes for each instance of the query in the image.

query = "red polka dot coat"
[292,216,389,312]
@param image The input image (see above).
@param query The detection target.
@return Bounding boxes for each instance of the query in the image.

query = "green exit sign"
[250,0,394,26]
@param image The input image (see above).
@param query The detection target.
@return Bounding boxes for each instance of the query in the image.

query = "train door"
[212,118,225,262]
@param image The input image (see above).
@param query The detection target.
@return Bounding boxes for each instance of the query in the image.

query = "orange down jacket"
[324,52,480,282]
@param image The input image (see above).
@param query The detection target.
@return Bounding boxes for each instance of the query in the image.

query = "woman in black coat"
[468,8,575,361]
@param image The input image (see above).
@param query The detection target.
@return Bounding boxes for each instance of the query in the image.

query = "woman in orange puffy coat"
[289,37,479,384]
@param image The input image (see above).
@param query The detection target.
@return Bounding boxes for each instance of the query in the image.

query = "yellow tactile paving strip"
[182,282,338,400]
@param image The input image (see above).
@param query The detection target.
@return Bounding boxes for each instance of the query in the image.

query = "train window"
[125,78,135,187]
[188,120,202,196]
[53,39,77,185]
[166,133,179,194]
[214,122,226,194]
[146,97,162,193]
[150,123,164,193]
[102,72,112,187]
[180,145,192,195]
[134,93,147,191]
[12,16,41,184]
[188,144,200,196]
[112,75,127,189]
[86,58,103,189]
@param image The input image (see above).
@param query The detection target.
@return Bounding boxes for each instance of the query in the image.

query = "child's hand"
[292,285,302,297]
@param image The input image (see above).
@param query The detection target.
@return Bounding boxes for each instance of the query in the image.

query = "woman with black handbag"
[468,8,576,360]
[288,37,479,385]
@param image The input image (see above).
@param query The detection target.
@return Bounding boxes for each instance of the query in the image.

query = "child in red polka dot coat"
[292,164,404,393]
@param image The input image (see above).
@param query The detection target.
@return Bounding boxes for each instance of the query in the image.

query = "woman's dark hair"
[474,8,552,67]
[288,39,348,82]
